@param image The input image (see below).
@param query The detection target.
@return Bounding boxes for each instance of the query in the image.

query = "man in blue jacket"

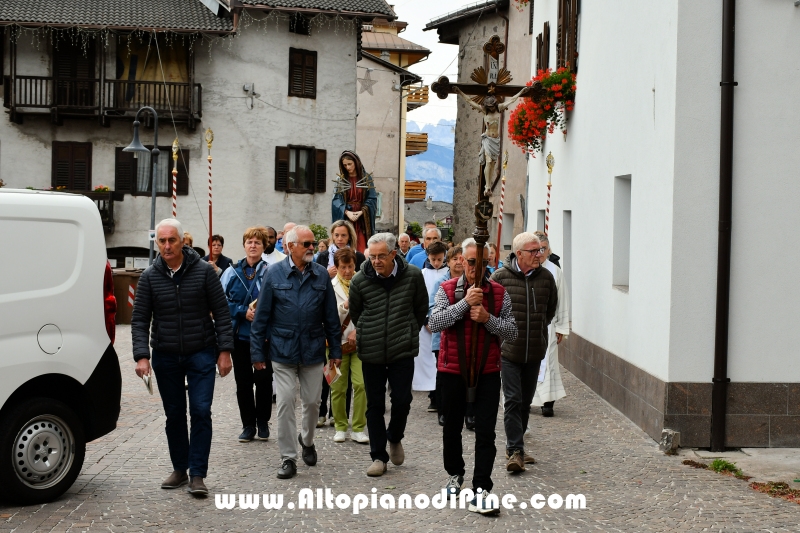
[250,225,342,479]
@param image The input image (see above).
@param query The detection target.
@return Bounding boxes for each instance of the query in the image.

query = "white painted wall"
[526,0,679,381]
[0,19,358,255]
[671,0,800,382]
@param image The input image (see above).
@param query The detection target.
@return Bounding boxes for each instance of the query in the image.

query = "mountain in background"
[406,119,455,203]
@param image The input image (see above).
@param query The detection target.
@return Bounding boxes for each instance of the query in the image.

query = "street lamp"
[123,106,160,266]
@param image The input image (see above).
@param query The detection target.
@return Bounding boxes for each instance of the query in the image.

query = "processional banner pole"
[171,138,179,218]
[205,128,214,251]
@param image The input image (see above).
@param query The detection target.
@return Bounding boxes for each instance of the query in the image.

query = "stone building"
[0,0,394,262]
[425,0,533,250]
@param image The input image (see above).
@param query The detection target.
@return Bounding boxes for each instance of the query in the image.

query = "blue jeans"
[151,346,217,478]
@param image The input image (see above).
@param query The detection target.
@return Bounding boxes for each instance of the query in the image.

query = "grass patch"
[681,458,751,480]
[750,482,800,505]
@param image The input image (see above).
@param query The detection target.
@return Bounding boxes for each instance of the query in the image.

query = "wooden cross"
[432,35,544,402]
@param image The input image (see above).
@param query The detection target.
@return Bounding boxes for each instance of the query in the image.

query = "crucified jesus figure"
[455,86,528,195]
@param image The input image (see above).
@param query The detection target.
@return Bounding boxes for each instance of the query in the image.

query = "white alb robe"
[532,258,570,405]
[412,265,448,391]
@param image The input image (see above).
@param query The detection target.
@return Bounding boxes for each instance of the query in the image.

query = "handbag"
[340,314,357,354]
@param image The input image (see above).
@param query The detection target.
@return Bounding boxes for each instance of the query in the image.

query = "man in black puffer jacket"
[491,232,557,474]
[132,219,234,497]
[349,232,429,478]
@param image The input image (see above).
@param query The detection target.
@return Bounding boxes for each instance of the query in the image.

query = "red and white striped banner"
[545,183,551,236]
[128,284,135,308]
[496,177,506,250]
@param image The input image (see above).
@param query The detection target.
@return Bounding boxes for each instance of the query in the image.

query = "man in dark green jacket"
[491,232,557,473]
[349,232,429,477]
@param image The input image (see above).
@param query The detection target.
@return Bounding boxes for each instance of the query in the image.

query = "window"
[613,175,631,290]
[275,146,326,194]
[289,14,311,36]
[52,141,92,190]
[536,22,550,72]
[556,0,579,71]
[114,146,190,196]
[288,48,317,99]
[54,35,96,107]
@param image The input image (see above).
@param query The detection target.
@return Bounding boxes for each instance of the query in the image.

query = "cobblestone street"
[1,325,798,532]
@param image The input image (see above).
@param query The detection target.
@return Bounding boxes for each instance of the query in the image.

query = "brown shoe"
[523,453,536,464]
[161,470,188,489]
[389,441,405,465]
[366,460,387,477]
[187,476,209,496]
[506,450,525,472]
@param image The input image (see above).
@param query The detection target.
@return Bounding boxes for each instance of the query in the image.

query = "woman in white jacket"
[531,232,571,416]
[330,248,369,443]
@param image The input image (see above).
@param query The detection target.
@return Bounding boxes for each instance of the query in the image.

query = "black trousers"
[440,371,501,492]
[500,357,539,453]
[362,357,414,463]
[427,350,442,409]
[232,338,272,428]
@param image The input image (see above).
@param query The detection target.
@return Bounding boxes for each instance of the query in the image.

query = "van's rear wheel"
[0,398,85,504]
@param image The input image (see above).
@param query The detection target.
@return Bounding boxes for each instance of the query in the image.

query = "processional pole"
[495,151,509,253]
[545,151,554,236]
[171,138,179,218]
[205,128,214,251]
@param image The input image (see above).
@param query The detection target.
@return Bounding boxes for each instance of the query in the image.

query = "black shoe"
[438,414,446,427]
[257,423,270,440]
[541,402,555,417]
[238,426,256,442]
[298,434,317,466]
[277,459,297,479]
[465,416,476,431]
[427,401,438,412]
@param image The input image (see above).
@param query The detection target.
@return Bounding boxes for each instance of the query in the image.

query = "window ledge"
[613,285,629,294]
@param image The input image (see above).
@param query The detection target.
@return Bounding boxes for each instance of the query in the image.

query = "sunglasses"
[465,258,490,267]
[293,241,318,249]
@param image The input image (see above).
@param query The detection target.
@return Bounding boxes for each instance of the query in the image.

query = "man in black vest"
[491,232,557,473]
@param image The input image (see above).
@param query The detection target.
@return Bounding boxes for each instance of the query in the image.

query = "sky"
[390,0,476,128]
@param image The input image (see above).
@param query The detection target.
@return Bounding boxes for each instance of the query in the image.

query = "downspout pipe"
[711,0,737,452]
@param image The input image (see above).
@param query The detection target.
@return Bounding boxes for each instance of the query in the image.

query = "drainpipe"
[711,0,737,453]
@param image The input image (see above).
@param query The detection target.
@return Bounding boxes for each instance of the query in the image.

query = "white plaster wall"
[0,21,358,254]
[671,1,800,382]
[526,0,679,381]
[355,55,402,232]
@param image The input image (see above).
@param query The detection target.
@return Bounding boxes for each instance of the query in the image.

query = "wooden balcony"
[404,180,427,203]
[406,85,429,110]
[4,76,202,129]
[406,132,428,157]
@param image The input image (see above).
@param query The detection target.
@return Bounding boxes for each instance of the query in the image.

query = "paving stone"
[0,325,798,532]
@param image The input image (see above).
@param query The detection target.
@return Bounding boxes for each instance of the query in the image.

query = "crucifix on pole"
[431,35,545,401]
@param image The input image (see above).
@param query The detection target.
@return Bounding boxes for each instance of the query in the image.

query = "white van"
[0,189,121,505]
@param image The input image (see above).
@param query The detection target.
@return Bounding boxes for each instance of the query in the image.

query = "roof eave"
[0,21,234,35]
[243,4,395,21]
[361,51,421,85]
[424,0,507,32]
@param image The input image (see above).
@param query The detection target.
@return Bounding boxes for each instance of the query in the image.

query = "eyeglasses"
[369,252,394,262]
[465,258,489,267]
[292,241,318,249]
[518,247,547,256]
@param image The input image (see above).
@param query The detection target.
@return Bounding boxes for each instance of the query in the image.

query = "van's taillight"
[103,261,117,344]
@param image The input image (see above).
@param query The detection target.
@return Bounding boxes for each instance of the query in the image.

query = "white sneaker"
[333,431,347,442]
[316,416,326,428]
[351,431,370,444]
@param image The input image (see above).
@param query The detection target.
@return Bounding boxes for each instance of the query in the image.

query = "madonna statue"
[331,151,378,253]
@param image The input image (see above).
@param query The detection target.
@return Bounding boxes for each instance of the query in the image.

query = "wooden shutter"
[52,141,92,190]
[568,0,579,71]
[556,0,566,68]
[543,22,550,70]
[275,146,290,191]
[52,142,73,188]
[303,51,317,98]
[176,149,190,195]
[528,0,535,35]
[71,143,92,190]
[115,148,135,194]
[288,48,317,99]
[314,149,326,193]
[289,49,304,97]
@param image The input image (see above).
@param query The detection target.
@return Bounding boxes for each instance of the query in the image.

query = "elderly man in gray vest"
[490,232,557,473]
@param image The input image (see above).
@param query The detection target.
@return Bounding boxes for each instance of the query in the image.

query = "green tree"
[309,223,329,245]
[408,221,422,239]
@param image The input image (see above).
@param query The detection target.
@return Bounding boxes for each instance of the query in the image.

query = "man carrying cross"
[429,238,517,516]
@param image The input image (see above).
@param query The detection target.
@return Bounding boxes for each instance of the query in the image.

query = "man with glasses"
[250,225,342,479]
[429,238,517,515]
[490,232,557,473]
[348,233,429,477]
